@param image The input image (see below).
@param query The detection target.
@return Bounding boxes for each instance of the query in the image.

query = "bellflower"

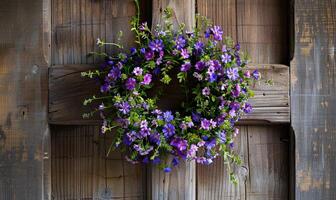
[202,87,210,96]
[175,36,186,50]
[252,69,261,80]
[181,62,191,72]
[163,111,174,122]
[221,53,232,64]
[210,26,223,41]
[181,49,190,59]
[201,118,211,130]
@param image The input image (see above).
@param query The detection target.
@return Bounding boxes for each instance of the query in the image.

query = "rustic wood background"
[0,0,335,199]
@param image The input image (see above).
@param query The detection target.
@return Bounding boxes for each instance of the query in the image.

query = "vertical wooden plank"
[149,1,196,199]
[247,125,289,200]
[0,0,49,199]
[236,0,289,64]
[197,126,248,200]
[292,0,336,199]
[196,0,237,41]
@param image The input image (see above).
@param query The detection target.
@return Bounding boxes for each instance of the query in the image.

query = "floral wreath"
[82,2,260,183]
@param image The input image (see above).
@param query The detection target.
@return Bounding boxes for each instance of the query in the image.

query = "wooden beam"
[49,64,289,125]
[292,0,336,199]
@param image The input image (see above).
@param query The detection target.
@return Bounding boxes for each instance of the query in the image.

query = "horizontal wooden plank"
[49,64,289,124]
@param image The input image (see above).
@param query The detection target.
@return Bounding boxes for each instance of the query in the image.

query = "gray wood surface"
[50,125,146,199]
[197,125,289,200]
[49,64,289,125]
[0,0,49,199]
[292,0,336,199]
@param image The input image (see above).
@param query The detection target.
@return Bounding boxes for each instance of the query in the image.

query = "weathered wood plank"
[49,64,289,124]
[247,125,289,200]
[0,0,49,199]
[292,0,336,199]
[51,125,146,199]
[197,126,248,200]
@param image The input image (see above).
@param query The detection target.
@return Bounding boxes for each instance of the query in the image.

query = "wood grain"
[197,0,290,64]
[292,0,336,199]
[0,0,49,199]
[50,125,146,199]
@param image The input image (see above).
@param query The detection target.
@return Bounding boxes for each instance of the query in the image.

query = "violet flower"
[125,78,136,90]
[133,67,143,76]
[163,123,175,138]
[210,26,223,41]
[226,68,239,80]
[149,39,164,52]
[141,73,152,85]
[181,62,191,72]
[221,53,232,64]
[252,69,261,80]
[163,111,174,122]
[181,49,190,59]
[202,87,210,96]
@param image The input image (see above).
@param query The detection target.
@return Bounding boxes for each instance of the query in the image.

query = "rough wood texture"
[49,64,289,124]
[50,125,146,199]
[0,0,49,199]
[292,0,336,199]
[152,0,195,31]
[49,0,147,199]
[197,0,290,64]
[197,125,289,200]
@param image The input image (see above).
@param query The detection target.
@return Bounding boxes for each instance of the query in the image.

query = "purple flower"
[226,68,239,80]
[149,132,161,145]
[193,72,203,81]
[204,29,211,38]
[170,137,188,152]
[142,157,149,164]
[108,67,121,80]
[99,103,105,111]
[187,144,198,158]
[181,62,191,72]
[153,157,161,164]
[172,157,179,166]
[208,73,217,83]
[139,128,151,138]
[119,102,130,114]
[194,41,204,51]
[222,45,228,52]
[181,49,190,59]
[244,103,253,113]
[244,70,251,78]
[192,112,201,122]
[163,111,174,122]
[164,167,171,173]
[235,43,241,51]
[195,61,205,71]
[210,26,223,41]
[221,53,232,64]
[153,67,161,75]
[149,39,164,52]
[201,119,211,130]
[145,51,154,60]
[175,36,186,50]
[130,47,137,55]
[140,120,148,129]
[141,73,152,85]
[133,67,143,76]
[100,83,111,93]
[229,109,236,117]
[162,123,175,138]
[125,78,136,90]
[140,48,146,54]
[252,69,261,80]
[202,87,210,96]
[205,138,216,149]
[232,84,241,97]
[219,131,226,143]
[139,22,148,31]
